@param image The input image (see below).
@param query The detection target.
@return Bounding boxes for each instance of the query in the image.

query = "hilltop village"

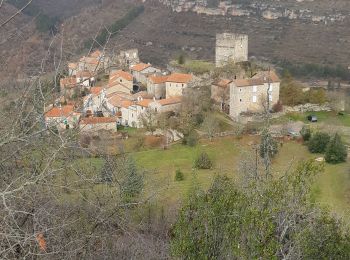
[45,33,282,134]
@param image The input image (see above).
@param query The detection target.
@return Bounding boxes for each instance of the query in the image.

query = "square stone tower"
[215,33,248,67]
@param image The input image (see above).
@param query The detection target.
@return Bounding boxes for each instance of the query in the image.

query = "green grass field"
[130,136,350,222]
[66,134,350,223]
[278,111,350,127]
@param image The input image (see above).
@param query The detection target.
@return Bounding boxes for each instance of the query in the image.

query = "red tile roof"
[106,92,132,100]
[132,91,153,100]
[137,99,153,107]
[68,63,77,69]
[110,70,133,82]
[107,95,124,107]
[45,105,74,118]
[121,100,133,108]
[131,63,151,72]
[253,70,280,83]
[80,117,117,125]
[233,71,280,87]
[167,73,193,83]
[148,75,169,84]
[60,77,77,88]
[157,96,182,106]
[90,50,102,58]
[213,79,232,88]
[90,86,103,95]
[76,70,93,78]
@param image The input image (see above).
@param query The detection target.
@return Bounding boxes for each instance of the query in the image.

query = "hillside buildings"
[54,34,281,133]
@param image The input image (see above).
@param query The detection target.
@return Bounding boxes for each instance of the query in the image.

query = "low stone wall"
[238,103,332,123]
[283,103,332,113]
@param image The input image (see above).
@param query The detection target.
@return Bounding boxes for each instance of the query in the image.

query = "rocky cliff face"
[1,0,350,81]
[157,0,349,24]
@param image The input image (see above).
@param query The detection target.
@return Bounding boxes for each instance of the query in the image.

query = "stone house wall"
[215,33,248,67]
[229,81,280,119]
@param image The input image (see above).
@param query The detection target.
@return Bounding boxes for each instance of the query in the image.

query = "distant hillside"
[8,0,100,18]
[1,0,350,80]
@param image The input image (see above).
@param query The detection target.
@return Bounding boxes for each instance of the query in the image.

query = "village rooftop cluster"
[44,33,281,133]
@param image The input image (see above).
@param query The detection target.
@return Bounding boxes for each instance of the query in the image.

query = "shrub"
[175,169,185,181]
[243,122,260,135]
[272,100,283,113]
[325,134,348,164]
[177,54,186,65]
[80,135,92,148]
[183,131,198,147]
[305,88,327,104]
[194,152,213,169]
[300,126,312,141]
[308,132,331,153]
[133,136,145,151]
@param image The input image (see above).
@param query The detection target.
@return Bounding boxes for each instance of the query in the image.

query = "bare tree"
[202,113,219,141]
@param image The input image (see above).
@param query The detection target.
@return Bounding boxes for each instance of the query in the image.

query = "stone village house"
[229,71,280,120]
[130,63,161,85]
[107,70,134,95]
[146,75,169,99]
[44,105,80,130]
[120,96,183,128]
[165,73,193,99]
[211,79,232,113]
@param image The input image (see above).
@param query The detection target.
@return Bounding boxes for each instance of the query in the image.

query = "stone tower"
[215,33,248,67]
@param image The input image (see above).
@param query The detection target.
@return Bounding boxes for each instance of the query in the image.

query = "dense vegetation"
[8,0,59,33]
[280,72,327,106]
[308,132,331,153]
[279,61,350,81]
[171,162,350,259]
[325,133,348,164]
[85,5,145,49]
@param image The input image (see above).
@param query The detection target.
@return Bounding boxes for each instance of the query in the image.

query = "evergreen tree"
[119,156,144,200]
[300,126,312,141]
[325,134,348,164]
[308,132,330,153]
[194,152,213,169]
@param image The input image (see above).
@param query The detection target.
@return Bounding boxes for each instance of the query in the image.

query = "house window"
[120,79,122,82]
[240,99,242,102]
[182,84,184,87]
[239,88,242,92]
[253,86,257,92]
[155,108,158,112]
[253,96,257,103]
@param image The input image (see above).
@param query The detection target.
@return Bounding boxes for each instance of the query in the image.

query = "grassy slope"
[132,136,350,222]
